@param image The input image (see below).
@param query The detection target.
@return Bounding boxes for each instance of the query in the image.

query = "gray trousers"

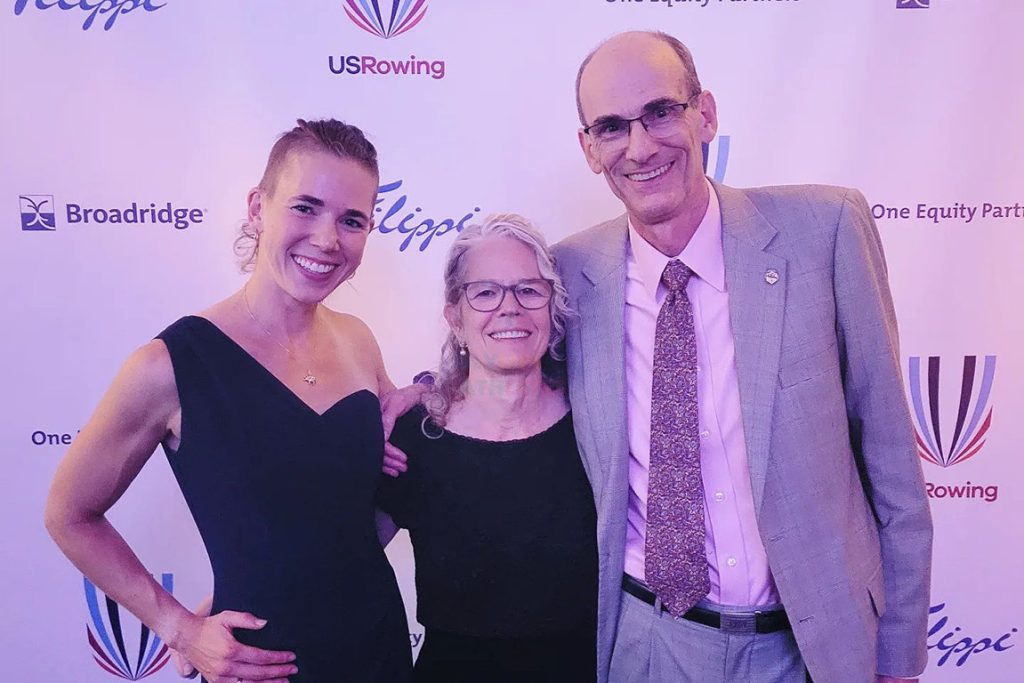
[609,591,807,682]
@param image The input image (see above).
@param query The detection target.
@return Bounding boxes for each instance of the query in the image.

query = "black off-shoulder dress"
[159,316,412,682]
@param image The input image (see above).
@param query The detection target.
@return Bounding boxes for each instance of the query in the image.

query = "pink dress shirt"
[623,180,780,607]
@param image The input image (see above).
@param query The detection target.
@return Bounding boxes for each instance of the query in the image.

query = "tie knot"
[661,259,693,293]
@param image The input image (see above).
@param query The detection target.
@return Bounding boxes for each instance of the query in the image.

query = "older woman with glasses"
[378,214,598,682]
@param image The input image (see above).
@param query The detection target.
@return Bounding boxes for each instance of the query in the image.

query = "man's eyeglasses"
[461,279,554,312]
[583,95,700,147]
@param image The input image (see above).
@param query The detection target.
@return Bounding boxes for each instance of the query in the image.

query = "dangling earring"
[452,328,467,357]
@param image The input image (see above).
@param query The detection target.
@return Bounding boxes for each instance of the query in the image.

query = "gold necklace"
[242,285,320,386]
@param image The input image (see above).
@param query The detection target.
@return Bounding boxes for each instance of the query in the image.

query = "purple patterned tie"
[645,259,710,617]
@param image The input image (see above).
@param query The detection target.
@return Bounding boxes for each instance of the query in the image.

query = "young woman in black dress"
[45,119,412,683]
[378,214,598,682]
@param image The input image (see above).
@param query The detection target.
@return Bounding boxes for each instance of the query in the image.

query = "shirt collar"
[627,177,725,300]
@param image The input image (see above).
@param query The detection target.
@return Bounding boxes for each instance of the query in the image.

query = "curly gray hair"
[423,213,572,435]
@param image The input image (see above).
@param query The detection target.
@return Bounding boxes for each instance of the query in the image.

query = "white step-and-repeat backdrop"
[2,1,1021,680]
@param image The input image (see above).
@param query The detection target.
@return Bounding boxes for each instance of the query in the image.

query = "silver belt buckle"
[719,612,757,634]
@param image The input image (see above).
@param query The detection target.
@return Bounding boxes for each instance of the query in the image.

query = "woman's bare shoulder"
[323,308,379,347]
[101,339,180,426]
[126,339,176,388]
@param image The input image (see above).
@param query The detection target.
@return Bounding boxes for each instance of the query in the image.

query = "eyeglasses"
[583,95,700,147]
[461,279,554,312]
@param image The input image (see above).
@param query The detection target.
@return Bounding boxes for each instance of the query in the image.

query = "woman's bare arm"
[45,340,191,644]
[44,340,297,682]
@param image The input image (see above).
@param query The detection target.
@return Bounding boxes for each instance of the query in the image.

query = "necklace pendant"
[303,372,317,386]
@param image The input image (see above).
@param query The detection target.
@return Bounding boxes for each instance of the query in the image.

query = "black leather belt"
[622,574,791,634]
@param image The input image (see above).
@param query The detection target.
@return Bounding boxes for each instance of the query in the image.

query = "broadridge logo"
[19,194,55,230]
[12,0,167,31]
[907,355,1000,503]
[18,195,206,231]
[331,1,445,80]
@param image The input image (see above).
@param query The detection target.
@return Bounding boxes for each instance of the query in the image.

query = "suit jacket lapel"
[715,182,787,512]
[575,218,629,497]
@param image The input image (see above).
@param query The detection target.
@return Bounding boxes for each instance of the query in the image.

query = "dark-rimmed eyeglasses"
[583,95,700,147]
[461,279,554,312]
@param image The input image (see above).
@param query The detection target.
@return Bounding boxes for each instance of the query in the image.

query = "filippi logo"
[344,0,428,39]
[13,0,166,31]
[85,574,173,679]
[374,180,481,252]
[897,0,930,8]
[908,355,996,468]
[17,195,206,231]
[928,602,1017,669]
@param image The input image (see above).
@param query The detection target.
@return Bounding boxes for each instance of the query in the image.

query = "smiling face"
[577,32,718,231]
[445,235,553,381]
[247,147,378,304]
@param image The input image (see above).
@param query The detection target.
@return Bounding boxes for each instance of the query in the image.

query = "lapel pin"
[764,269,780,285]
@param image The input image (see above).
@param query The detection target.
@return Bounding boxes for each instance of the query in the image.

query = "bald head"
[575,31,703,126]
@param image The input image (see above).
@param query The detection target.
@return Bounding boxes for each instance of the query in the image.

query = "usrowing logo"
[343,0,428,39]
[896,0,930,8]
[85,574,173,679]
[907,355,996,467]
